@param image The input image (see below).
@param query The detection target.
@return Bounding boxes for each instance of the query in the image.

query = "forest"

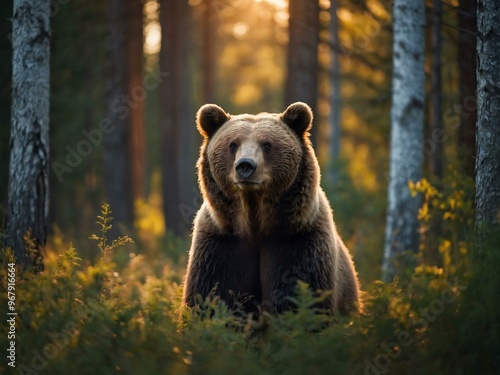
[0,0,499,374]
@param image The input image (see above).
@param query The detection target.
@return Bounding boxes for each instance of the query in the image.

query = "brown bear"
[183,102,361,315]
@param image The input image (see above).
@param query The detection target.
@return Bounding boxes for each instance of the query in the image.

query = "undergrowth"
[0,182,499,375]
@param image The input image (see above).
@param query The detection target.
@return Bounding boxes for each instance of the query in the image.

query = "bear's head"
[196,102,319,233]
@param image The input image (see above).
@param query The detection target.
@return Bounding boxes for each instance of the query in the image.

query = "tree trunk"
[177,7,197,236]
[0,0,13,217]
[328,0,341,184]
[5,0,50,268]
[430,0,443,180]
[128,0,146,203]
[285,0,320,146]
[159,0,195,236]
[475,0,500,228]
[202,0,217,104]
[458,0,477,177]
[382,0,425,281]
[104,0,134,234]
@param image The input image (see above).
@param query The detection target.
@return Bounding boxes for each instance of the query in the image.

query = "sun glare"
[144,22,161,55]
[144,0,161,55]
[233,22,249,39]
[142,0,290,56]
[255,0,288,10]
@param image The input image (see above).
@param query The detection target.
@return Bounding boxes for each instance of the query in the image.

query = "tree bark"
[328,0,341,184]
[0,0,13,217]
[458,0,477,178]
[5,0,50,267]
[104,0,134,234]
[382,0,425,281]
[475,0,500,228]
[128,0,146,202]
[285,0,320,146]
[430,0,443,180]
[159,0,195,236]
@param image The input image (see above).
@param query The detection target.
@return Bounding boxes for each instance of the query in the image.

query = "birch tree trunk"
[382,0,425,280]
[475,0,500,229]
[285,0,320,146]
[429,0,442,180]
[5,0,50,268]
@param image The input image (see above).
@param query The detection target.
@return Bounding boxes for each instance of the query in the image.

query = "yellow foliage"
[412,169,473,278]
[134,170,166,251]
[409,178,440,200]
[409,180,417,197]
[443,211,455,221]
[415,265,444,276]
[418,202,430,222]
[439,240,451,254]
[389,298,410,319]
[135,198,165,237]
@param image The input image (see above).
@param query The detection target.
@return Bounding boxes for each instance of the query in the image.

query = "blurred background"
[0,0,475,285]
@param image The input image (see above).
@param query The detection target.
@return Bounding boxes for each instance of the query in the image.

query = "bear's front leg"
[260,234,337,314]
[183,231,260,311]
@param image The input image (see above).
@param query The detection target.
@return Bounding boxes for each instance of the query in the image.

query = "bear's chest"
[233,194,279,238]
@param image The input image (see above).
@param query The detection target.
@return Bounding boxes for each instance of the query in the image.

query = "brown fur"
[183,102,361,314]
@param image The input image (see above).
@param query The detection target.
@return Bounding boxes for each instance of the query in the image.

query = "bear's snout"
[235,158,257,179]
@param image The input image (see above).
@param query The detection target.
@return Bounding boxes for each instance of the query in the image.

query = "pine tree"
[159,0,196,236]
[285,0,320,146]
[104,0,135,234]
[328,0,341,184]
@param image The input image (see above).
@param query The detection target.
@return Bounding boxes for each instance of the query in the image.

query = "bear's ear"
[196,104,230,138]
[280,102,313,137]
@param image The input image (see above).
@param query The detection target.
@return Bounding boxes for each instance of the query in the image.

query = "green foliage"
[324,159,387,284]
[0,192,499,375]
[23,230,44,274]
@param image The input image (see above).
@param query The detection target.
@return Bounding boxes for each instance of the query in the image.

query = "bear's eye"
[262,141,272,152]
[229,142,238,153]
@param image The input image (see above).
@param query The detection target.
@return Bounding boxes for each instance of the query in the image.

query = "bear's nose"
[235,158,257,179]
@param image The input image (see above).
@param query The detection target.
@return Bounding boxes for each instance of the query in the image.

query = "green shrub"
[0,195,498,374]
